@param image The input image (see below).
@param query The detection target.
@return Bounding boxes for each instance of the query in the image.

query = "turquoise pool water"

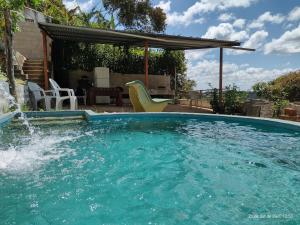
[0,116,300,224]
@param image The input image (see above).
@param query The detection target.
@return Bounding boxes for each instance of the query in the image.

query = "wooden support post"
[144,40,149,88]
[42,31,49,90]
[219,47,223,104]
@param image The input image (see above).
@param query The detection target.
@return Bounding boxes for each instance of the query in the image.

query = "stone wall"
[0,81,29,114]
[178,99,211,109]
[243,99,273,118]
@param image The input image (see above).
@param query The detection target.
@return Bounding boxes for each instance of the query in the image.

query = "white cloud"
[63,0,95,12]
[228,30,268,55]
[249,11,285,29]
[233,18,246,28]
[218,13,235,22]
[288,6,300,21]
[187,60,293,90]
[203,23,249,41]
[157,0,256,26]
[155,0,171,13]
[264,24,300,54]
[244,30,268,49]
[185,49,212,62]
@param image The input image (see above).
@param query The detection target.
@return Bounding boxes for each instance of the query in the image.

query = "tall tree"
[102,0,166,33]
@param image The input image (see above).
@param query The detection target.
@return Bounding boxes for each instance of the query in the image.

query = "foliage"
[273,99,289,117]
[271,70,300,101]
[26,0,70,23]
[62,42,190,93]
[252,70,300,102]
[0,0,30,37]
[210,88,220,113]
[0,66,6,80]
[252,71,300,117]
[0,0,40,27]
[224,85,247,114]
[181,79,196,93]
[252,82,271,99]
[210,85,247,114]
[21,102,29,111]
[103,0,166,32]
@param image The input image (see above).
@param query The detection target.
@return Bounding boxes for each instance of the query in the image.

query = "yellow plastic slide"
[126,80,173,112]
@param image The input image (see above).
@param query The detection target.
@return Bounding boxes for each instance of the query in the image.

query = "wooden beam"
[144,40,149,88]
[42,31,49,90]
[219,47,223,104]
[223,46,255,51]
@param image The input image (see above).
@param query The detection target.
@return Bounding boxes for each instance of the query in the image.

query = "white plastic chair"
[49,78,77,110]
[27,81,54,111]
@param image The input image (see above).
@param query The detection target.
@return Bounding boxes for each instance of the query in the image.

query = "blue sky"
[63,0,300,90]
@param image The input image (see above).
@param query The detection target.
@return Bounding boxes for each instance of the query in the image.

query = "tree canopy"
[252,70,300,102]
[102,0,166,32]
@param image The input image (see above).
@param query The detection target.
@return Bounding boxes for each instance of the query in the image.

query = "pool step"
[12,116,85,126]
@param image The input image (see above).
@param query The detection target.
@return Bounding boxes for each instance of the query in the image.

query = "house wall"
[13,8,52,61]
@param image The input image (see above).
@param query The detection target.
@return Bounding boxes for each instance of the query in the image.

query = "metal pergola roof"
[38,22,254,100]
[38,22,242,50]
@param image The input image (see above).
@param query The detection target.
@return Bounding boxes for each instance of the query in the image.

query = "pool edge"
[84,111,300,131]
[0,110,299,132]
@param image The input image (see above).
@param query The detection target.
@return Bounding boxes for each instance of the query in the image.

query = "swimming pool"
[0,112,299,224]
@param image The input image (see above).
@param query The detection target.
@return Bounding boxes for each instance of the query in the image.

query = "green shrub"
[210,88,220,113]
[252,71,300,117]
[252,70,300,102]
[273,99,289,117]
[210,85,247,114]
[224,85,247,114]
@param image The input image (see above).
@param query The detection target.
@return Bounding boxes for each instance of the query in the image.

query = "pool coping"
[0,110,299,131]
[84,111,300,131]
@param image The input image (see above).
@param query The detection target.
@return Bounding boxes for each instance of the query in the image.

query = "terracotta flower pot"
[284,108,297,117]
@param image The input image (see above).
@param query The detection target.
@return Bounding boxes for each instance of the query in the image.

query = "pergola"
[38,22,254,103]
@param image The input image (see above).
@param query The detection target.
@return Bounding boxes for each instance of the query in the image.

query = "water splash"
[0,81,34,134]
[0,131,80,173]
[0,82,84,174]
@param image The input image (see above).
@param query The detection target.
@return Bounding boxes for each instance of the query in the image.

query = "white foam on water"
[0,132,80,173]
